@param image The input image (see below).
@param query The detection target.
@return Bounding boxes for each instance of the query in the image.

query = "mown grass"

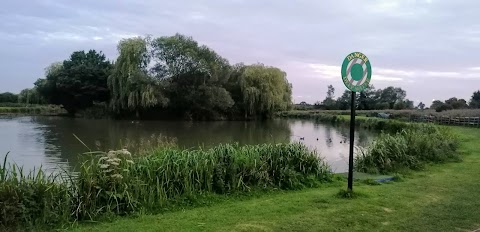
[70,127,480,232]
[0,143,331,231]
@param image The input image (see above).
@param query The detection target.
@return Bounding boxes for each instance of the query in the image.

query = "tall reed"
[0,143,331,230]
[355,124,459,174]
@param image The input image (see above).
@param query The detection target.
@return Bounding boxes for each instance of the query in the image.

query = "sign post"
[341,52,372,191]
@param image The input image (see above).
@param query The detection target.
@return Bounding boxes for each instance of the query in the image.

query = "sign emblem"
[341,52,372,92]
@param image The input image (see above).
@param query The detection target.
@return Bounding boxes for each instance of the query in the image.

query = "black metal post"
[348,91,356,191]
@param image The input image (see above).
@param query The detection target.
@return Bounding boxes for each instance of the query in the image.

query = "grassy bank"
[71,126,480,232]
[0,105,65,115]
[0,143,331,231]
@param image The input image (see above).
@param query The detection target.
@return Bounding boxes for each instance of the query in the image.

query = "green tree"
[321,85,336,110]
[357,85,377,110]
[36,51,112,115]
[445,97,468,109]
[231,64,292,119]
[378,87,406,109]
[336,90,351,110]
[151,34,233,118]
[470,91,480,108]
[431,100,452,112]
[108,37,168,116]
[18,88,44,104]
[417,102,425,110]
[0,92,18,103]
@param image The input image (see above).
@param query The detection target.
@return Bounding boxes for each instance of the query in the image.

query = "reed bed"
[355,124,459,174]
[0,143,331,230]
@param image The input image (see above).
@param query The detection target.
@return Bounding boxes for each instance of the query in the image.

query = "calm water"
[0,116,373,173]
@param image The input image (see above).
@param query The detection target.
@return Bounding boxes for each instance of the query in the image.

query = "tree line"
[19,34,293,120]
[297,86,480,112]
[311,85,413,110]
[0,89,45,105]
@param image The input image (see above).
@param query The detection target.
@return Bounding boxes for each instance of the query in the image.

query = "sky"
[1,0,479,106]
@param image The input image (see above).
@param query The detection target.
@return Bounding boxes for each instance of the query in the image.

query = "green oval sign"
[341,52,372,92]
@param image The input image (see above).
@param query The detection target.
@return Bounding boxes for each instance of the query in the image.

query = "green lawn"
[71,127,480,232]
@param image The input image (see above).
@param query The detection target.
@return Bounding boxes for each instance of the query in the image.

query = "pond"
[0,116,374,174]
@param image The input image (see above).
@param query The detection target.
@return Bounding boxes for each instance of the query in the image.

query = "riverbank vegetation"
[0,143,330,231]
[0,105,65,115]
[355,125,459,174]
[70,127,480,232]
[278,108,480,123]
[19,34,292,120]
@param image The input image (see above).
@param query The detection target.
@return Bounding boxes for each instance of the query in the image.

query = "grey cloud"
[0,0,479,106]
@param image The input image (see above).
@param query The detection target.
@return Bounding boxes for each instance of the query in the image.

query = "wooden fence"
[410,116,480,127]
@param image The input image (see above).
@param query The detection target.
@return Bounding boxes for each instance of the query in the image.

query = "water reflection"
[287,119,373,173]
[0,116,373,174]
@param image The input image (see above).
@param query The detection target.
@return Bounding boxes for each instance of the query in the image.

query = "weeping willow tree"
[238,64,292,119]
[108,37,168,116]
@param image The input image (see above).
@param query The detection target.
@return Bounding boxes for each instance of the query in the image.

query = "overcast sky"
[1,0,479,105]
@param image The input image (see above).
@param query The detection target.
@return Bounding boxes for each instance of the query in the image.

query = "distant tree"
[469,91,480,108]
[18,88,44,104]
[321,85,337,110]
[299,101,307,106]
[336,90,351,110]
[431,100,452,112]
[357,85,377,110]
[0,92,18,103]
[417,102,425,110]
[36,50,113,115]
[378,86,406,109]
[445,97,468,109]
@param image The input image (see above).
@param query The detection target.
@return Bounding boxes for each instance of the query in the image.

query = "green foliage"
[333,86,408,110]
[24,33,293,120]
[321,85,337,110]
[150,34,234,118]
[0,154,72,231]
[469,90,480,108]
[355,125,459,174]
[229,64,292,119]
[36,50,113,115]
[18,88,45,104]
[0,143,330,230]
[0,92,18,103]
[108,37,168,115]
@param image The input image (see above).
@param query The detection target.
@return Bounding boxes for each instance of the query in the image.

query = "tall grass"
[0,154,72,231]
[0,143,331,230]
[355,124,459,174]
